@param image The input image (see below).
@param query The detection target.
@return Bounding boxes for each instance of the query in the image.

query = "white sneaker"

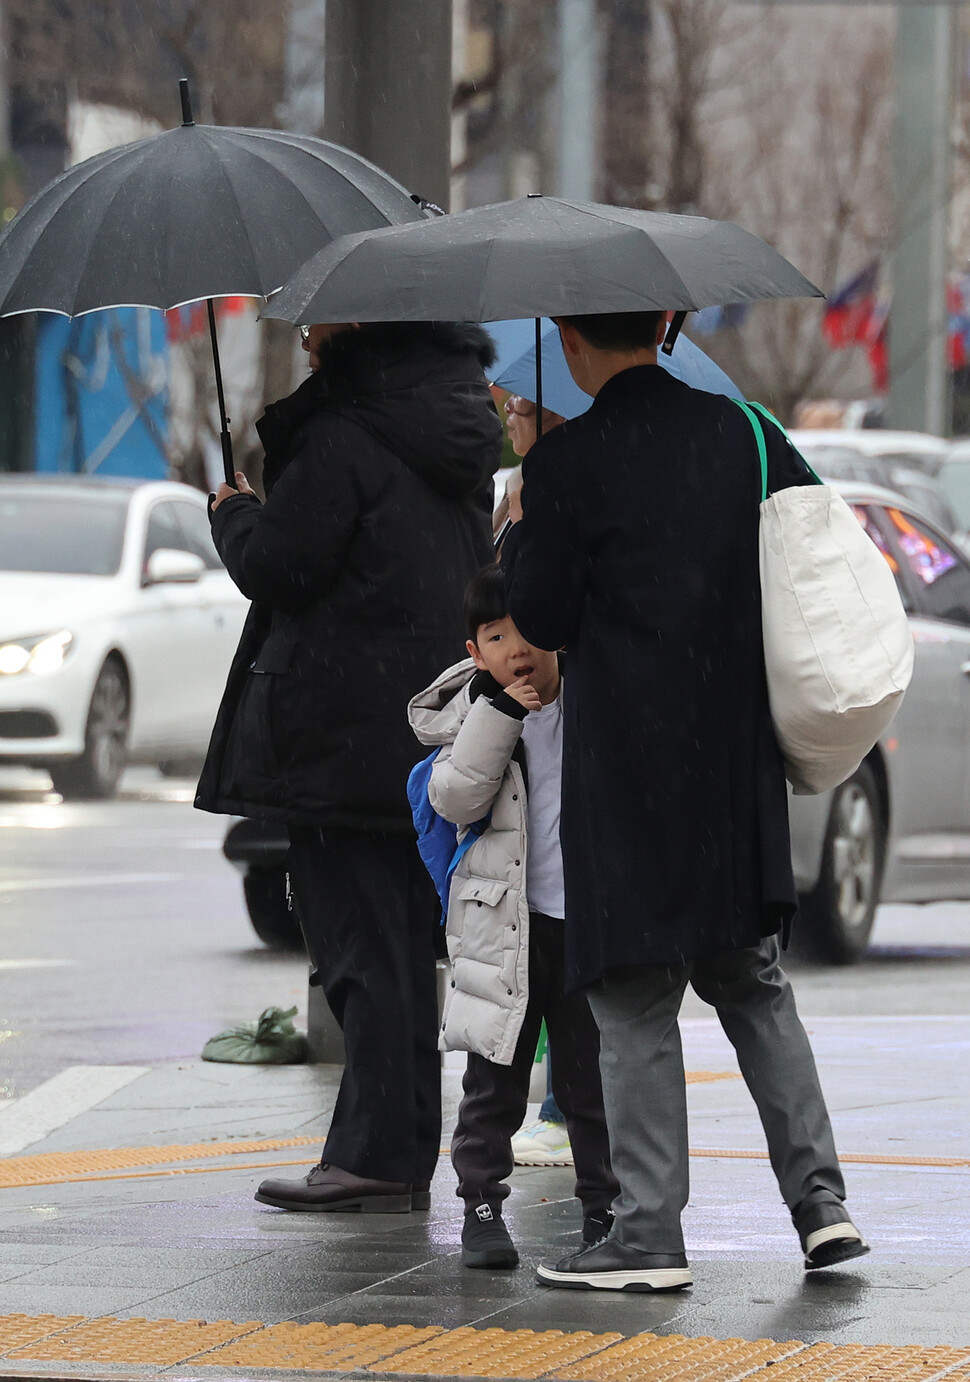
[511,1120,573,1166]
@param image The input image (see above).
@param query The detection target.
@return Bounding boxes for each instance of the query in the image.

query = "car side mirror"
[143,548,205,586]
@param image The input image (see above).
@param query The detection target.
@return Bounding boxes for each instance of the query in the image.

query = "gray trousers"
[586,938,845,1253]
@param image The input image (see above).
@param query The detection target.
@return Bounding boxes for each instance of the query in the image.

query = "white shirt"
[519,694,565,919]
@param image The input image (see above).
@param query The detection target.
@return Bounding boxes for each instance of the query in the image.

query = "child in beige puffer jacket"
[407,564,618,1271]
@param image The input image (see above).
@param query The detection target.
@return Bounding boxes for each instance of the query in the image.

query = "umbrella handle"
[206,299,235,487]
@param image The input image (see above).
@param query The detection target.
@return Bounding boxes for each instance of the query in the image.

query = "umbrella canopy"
[0,83,427,483]
[487,316,742,417]
[0,123,424,317]
[263,195,822,326]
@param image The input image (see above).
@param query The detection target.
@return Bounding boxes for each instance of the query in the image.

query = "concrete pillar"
[557,0,599,200]
[888,6,956,435]
[324,0,453,210]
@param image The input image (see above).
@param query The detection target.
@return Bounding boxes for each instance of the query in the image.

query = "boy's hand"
[504,675,542,711]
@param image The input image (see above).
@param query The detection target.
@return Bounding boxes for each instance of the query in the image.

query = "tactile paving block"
[0,1136,321,1188]
[11,1316,261,1366]
[742,1342,970,1382]
[552,1332,804,1381]
[0,1315,84,1354]
[379,1326,623,1378]
[200,1321,443,1370]
[685,1071,743,1084]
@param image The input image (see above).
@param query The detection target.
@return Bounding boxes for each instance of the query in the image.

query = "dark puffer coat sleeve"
[211,429,363,612]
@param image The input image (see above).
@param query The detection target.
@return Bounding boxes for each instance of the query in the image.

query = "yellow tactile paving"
[375,1325,623,1378]
[687,1149,970,1168]
[0,1135,321,1188]
[551,1331,804,1381]
[10,1316,261,1366]
[738,1342,970,1381]
[201,1321,443,1370]
[0,1316,968,1379]
[685,1071,743,1083]
[0,1315,84,1351]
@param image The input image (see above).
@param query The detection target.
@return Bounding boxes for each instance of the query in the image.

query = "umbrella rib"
[203,135,265,297]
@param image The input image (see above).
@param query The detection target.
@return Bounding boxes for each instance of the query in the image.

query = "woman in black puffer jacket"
[198,319,502,1213]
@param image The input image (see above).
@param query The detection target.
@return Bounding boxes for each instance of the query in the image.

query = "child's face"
[467,617,559,691]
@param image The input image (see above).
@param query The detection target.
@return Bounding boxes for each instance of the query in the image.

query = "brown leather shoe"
[255,1162,411,1213]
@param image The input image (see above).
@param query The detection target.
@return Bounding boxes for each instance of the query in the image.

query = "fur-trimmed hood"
[257,321,501,500]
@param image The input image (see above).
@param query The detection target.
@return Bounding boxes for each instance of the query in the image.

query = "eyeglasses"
[298,325,311,342]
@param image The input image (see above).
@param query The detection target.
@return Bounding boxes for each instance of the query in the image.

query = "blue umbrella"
[487,316,742,418]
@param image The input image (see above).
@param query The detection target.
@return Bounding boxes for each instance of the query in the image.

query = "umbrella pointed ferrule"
[179,78,195,127]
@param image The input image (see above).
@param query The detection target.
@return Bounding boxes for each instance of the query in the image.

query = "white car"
[0,475,247,798]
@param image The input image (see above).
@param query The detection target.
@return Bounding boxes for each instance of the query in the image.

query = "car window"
[881,507,970,626]
[143,500,191,571]
[872,450,941,477]
[0,490,129,575]
[171,502,223,570]
[935,461,970,530]
[886,472,959,535]
[850,505,912,612]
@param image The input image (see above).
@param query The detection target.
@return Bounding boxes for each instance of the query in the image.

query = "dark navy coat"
[501,364,810,990]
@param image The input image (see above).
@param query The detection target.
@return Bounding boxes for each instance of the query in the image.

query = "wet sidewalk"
[0,1014,968,1380]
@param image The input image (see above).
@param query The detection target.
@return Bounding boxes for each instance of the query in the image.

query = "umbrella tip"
[179,78,195,127]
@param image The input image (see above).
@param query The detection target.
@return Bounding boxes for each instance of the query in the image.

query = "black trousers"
[287,824,442,1185]
[450,911,619,1214]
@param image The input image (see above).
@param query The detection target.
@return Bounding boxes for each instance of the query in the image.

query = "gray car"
[790,479,970,961]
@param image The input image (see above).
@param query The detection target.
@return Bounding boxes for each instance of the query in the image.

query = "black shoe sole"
[805,1238,870,1271]
[411,1191,431,1211]
[463,1246,520,1270]
[254,1192,411,1213]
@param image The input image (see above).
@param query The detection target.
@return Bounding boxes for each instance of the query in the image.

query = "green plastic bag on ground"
[202,1006,308,1064]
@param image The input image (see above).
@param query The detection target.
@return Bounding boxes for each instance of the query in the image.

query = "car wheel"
[49,659,130,801]
[243,867,304,951]
[797,761,886,964]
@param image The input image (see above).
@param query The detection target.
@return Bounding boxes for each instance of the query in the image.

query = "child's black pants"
[450,910,618,1214]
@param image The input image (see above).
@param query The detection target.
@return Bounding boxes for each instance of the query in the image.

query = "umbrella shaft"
[207,299,235,486]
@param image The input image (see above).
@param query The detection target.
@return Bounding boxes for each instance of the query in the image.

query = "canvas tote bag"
[734,401,914,796]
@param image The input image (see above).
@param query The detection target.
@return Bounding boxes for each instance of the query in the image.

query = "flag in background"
[822,262,881,349]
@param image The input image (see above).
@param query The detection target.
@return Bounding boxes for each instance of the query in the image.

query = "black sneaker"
[537,1238,691,1292]
[461,1203,519,1270]
[582,1207,615,1246]
[794,1199,869,1271]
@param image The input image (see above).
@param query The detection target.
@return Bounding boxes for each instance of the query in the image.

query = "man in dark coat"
[501,311,867,1291]
[197,319,502,1212]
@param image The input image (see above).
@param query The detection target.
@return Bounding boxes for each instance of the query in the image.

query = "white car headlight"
[0,631,74,676]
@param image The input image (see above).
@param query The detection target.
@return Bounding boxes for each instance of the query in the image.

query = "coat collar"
[590,362,682,411]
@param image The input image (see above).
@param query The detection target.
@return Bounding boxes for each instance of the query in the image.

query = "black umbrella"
[263,194,822,326]
[263,194,820,492]
[0,80,426,483]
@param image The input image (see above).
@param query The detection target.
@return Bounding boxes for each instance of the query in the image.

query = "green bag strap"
[732,400,769,502]
[731,398,822,502]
